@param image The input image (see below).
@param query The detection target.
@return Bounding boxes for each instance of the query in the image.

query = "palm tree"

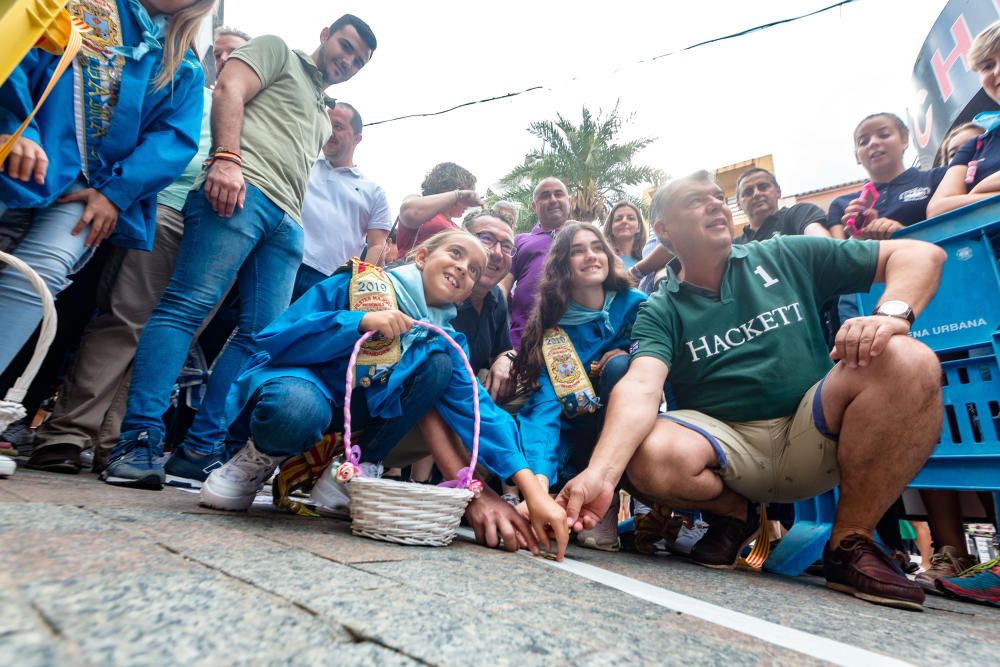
[497,103,663,231]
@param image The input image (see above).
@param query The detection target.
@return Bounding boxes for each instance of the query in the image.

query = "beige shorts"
[662,379,839,503]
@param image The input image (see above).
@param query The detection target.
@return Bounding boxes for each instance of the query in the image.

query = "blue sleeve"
[826,197,847,230]
[929,165,948,190]
[948,135,979,168]
[437,352,529,483]
[90,61,205,213]
[0,49,52,143]
[253,273,366,367]
[516,372,563,483]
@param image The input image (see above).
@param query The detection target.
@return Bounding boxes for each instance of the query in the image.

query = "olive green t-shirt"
[201,35,332,224]
[631,236,879,422]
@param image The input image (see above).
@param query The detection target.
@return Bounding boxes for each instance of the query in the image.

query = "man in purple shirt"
[501,177,571,347]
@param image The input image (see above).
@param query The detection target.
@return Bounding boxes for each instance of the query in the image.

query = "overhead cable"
[364,0,860,128]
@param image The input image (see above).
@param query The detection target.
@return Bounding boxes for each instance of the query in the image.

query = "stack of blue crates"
[765,196,1000,576]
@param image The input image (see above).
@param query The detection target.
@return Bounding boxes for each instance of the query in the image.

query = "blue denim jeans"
[120,184,303,449]
[291,263,328,302]
[243,351,453,459]
[0,177,91,372]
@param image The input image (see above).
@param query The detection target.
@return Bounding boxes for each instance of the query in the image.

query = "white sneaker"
[200,440,282,511]
[671,519,710,555]
[311,460,383,516]
[577,493,621,552]
[0,454,16,478]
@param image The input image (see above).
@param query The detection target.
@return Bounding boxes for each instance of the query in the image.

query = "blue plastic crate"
[910,341,1000,491]
[768,200,1000,576]
[857,197,1000,353]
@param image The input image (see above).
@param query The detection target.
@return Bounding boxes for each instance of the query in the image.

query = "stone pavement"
[1,469,998,666]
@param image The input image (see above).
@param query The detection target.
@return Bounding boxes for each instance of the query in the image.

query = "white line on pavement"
[455,527,913,667]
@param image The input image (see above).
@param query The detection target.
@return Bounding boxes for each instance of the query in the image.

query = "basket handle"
[342,322,480,490]
[1,250,57,404]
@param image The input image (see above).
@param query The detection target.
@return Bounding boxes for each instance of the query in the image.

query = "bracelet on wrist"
[213,146,241,158]
[209,154,243,168]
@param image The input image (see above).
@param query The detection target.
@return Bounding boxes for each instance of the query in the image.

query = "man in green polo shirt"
[104,15,379,491]
[558,170,947,611]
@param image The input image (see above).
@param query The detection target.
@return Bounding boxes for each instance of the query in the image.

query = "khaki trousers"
[34,205,185,454]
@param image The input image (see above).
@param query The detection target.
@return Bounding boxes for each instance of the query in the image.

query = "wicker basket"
[339,323,481,546]
[0,250,57,432]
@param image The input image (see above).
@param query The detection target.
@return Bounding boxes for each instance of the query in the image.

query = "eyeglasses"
[476,232,515,257]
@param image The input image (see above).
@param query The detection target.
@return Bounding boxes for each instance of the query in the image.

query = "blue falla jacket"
[229,270,531,482]
[517,289,646,485]
[0,0,204,251]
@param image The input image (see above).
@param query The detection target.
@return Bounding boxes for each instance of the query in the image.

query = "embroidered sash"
[348,258,401,387]
[69,0,125,177]
[541,326,600,418]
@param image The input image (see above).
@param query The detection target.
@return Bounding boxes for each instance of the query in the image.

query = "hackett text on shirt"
[684,302,805,362]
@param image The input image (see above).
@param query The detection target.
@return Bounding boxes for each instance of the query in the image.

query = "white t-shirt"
[300,158,391,275]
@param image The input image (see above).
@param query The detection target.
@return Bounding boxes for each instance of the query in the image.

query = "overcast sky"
[226,0,949,215]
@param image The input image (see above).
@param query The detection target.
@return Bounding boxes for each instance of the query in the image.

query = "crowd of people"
[2,2,1000,613]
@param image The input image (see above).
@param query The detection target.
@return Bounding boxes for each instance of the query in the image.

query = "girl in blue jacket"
[512,222,646,549]
[0,0,211,371]
[196,230,570,558]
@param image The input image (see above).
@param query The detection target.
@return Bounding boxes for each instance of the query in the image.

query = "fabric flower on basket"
[336,461,360,483]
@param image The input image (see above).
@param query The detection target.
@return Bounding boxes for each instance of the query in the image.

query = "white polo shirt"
[300,157,391,275]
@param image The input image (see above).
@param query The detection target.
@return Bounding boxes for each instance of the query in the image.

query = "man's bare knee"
[625,421,716,494]
[871,335,941,387]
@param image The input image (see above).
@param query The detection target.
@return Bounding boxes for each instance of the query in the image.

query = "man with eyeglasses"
[453,209,518,400]
[734,167,829,244]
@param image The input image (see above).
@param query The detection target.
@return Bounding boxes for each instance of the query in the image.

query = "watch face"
[880,300,909,316]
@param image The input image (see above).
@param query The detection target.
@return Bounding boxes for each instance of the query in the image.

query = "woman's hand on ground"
[0,135,48,184]
[465,489,532,552]
[60,188,119,247]
[524,493,569,561]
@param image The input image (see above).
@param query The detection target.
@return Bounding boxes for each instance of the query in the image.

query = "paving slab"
[2,470,997,666]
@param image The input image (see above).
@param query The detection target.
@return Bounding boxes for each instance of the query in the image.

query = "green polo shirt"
[196,35,332,224]
[631,236,879,422]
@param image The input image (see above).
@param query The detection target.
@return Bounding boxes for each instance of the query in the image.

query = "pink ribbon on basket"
[343,323,481,492]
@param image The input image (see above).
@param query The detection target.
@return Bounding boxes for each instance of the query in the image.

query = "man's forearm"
[880,241,946,317]
[588,373,662,483]
[399,191,458,228]
[633,243,671,276]
[210,85,246,151]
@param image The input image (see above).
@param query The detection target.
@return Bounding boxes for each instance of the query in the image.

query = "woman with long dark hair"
[513,221,646,550]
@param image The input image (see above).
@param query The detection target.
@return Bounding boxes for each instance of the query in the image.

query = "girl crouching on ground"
[513,222,646,551]
[200,230,569,557]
